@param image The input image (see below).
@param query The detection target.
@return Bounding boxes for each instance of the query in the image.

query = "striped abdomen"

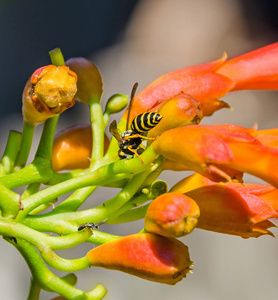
[131,112,162,134]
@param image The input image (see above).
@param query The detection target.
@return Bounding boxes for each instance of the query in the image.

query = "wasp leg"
[123,134,156,141]
[127,146,145,164]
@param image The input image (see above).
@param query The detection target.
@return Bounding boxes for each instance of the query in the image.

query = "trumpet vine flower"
[152,124,278,187]
[128,42,278,120]
[171,173,278,238]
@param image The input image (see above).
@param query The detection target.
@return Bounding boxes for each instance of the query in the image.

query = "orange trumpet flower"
[128,42,278,120]
[152,124,278,187]
[170,173,278,238]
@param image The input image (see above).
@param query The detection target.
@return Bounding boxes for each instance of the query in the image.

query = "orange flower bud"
[66,57,103,104]
[171,173,278,238]
[152,124,278,187]
[148,93,203,138]
[22,65,77,126]
[52,124,110,172]
[145,192,200,238]
[86,233,193,285]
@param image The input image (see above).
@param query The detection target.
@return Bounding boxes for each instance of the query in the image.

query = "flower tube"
[171,173,278,238]
[152,124,278,187]
[86,233,193,285]
[128,42,278,119]
[22,65,77,126]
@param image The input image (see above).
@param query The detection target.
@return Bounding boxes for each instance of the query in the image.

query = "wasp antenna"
[126,82,139,131]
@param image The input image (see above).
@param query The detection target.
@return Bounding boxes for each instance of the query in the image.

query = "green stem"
[35,115,59,160]
[0,218,93,250]
[23,215,120,244]
[86,284,107,300]
[7,238,96,299]
[107,203,149,224]
[0,157,52,189]
[27,278,41,300]
[89,99,105,164]
[22,182,41,199]
[0,183,21,218]
[16,146,158,221]
[105,193,152,224]
[14,122,35,170]
[54,186,97,213]
[1,130,22,175]
[49,48,65,66]
[38,246,90,271]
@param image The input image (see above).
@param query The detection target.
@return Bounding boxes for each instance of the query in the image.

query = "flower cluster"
[0,43,278,299]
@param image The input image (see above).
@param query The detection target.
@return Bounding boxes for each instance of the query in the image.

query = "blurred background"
[1,0,278,299]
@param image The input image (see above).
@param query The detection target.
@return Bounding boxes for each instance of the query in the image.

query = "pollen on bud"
[86,233,193,285]
[22,65,77,126]
[104,93,129,115]
[52,124,110,172]
[145,192,200,238]
[66,57,103,104]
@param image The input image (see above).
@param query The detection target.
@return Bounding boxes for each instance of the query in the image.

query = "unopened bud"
[104,94,128,115]
[145,192,200,238]
[22,65,77,126]
[86,233,193,285]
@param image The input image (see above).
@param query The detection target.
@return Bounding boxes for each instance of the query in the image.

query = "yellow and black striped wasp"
[109,83,162,163]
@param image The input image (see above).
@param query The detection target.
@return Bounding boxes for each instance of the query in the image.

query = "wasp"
[109,82,162,163]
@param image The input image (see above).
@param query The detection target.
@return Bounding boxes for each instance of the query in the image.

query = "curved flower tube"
[52,124,110,172]
[86,233,193,285]
[251,128,278,149]
[66,57,103,104]
[22,65,77,126]
[170,173,278,238]
[128,42,278,119]
[152,124,278,187]
[145,192,200,237]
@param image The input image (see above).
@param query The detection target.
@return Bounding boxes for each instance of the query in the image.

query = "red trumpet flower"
[128,43,278,120]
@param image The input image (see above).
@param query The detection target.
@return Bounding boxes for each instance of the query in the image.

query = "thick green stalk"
[8,238,104,299]
[0,183,21,218]
[16,146,158,221]
[14,122,35,170]
[35,115,59,160]
[0,130,22,174]
[0,219,93,250]
[27,278,41,300]
[90,99,105,164]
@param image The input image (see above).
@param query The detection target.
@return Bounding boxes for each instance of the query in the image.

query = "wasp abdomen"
[131,112,162,134]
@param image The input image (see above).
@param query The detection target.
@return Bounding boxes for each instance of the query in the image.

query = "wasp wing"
[109,120,122,144]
